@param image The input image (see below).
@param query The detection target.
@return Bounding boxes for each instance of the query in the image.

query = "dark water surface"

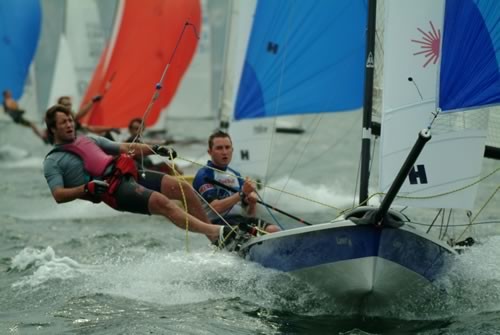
[1,117,500,334]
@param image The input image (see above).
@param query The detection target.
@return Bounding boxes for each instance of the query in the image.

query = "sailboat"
[81,0,201,128]
[64,0,106,106]
[0,0,41,121]
[47,34,79,109]
[217,0,500,311]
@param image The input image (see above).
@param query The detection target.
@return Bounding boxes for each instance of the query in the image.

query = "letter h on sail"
[267,42,279,54]
[240,150,250,161]
[408,164,428,184]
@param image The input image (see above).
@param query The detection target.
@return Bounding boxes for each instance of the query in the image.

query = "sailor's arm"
[209,192,242,213]
[119,142,176,159]
[244,192,258,216]
[51,180,108,203]
[44,159,82,204]
[120,142,152,157]
[209,187,256,214]
[74,95,102,121]
[241,178,257,216]
[51,185,86,204]
[43,157,105,204]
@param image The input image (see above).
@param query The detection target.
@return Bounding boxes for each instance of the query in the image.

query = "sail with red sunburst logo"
[378,0,498,210]
[80,0,201,128]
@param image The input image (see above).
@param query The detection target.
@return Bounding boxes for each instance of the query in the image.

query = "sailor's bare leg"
[160,175,211,223]
[148,191,219,241]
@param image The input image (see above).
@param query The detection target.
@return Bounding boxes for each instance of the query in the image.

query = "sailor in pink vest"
[43,104,235,246]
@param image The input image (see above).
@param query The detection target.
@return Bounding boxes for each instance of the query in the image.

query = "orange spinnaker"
[81,0,201,127]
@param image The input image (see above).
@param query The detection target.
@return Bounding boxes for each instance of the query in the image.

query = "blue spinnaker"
[0,0,41,100]
[439,0,500,112]
[234,0,367,120]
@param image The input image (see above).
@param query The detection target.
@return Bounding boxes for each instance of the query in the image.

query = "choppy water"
[1,114,500,334]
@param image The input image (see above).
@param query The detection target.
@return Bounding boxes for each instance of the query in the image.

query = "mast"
[359,0,377,205]
[217,0,234,131]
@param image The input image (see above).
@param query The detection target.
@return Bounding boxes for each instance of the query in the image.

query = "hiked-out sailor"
[42,104,234,245]
[56,95,120,141]
[2,89,46,143]
[193,130,280,234]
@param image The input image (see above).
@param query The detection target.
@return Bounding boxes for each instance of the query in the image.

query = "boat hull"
[238,220,456,310]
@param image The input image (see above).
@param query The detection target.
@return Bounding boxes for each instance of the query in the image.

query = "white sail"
[64,0,106,105]
[18,64,40,121]
[164,0,213,121]
[47,34,79,109]
[379,0,487,210]
[219,0,257,125]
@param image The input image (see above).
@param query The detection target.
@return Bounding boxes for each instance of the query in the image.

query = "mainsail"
[81,0,201,128]
[226,0,368,181]
[233,0,367,119]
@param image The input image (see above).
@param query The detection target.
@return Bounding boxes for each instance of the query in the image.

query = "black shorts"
[6,109,30,126]
[112,170,164,215]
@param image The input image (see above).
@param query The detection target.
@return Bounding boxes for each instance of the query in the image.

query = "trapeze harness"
[48,136,138,208]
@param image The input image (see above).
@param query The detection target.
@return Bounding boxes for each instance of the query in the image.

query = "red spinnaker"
[81,0,201,127]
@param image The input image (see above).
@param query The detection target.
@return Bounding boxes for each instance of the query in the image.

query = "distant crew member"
[2,89,46,142]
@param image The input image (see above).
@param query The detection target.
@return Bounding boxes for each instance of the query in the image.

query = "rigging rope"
[126,20,200,252]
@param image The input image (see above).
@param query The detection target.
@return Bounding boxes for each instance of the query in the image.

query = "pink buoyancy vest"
[60,136,115,177]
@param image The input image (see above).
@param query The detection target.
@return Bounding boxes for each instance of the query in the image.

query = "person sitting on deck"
[192,130,280,235]
[42,104,236,246]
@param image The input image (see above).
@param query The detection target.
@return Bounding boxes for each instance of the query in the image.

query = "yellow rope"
[169,152,190,252]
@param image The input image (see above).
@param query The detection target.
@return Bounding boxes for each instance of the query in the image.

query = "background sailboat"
[162,0,213,135]
[47,34,79,109]
[0,0,43,157]
[81,0,201,128]
[65,0,106,106]
[0,0,41,121]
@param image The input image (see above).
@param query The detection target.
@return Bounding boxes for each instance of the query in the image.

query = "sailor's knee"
[148,192,175,214]
[161,177,194,195]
